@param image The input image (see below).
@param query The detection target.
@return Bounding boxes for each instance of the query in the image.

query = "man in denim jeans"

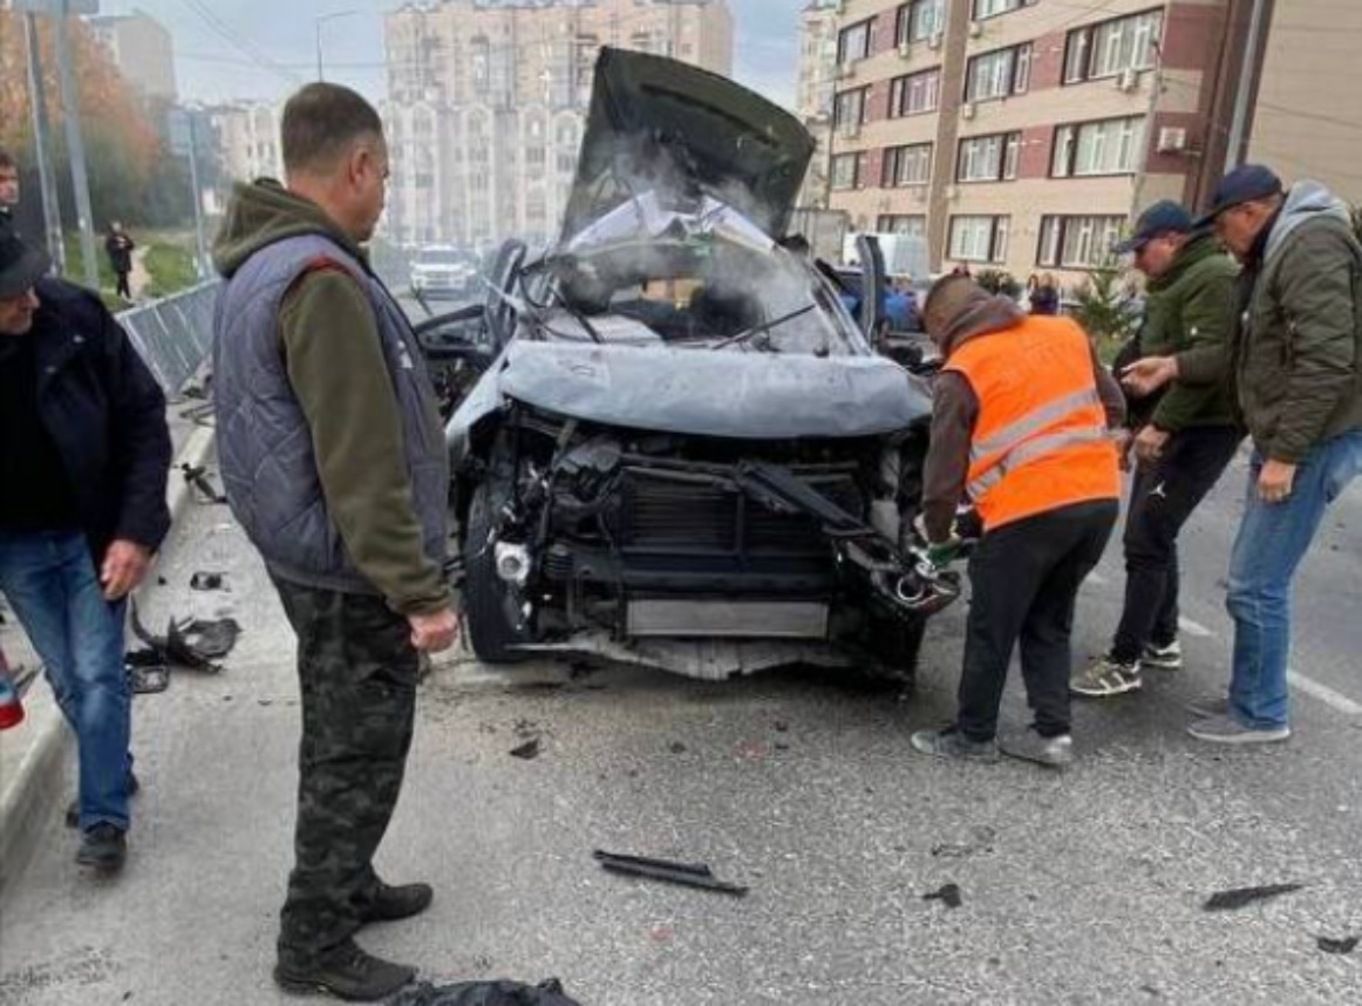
[1125,165,1362,743]
[0,221,170,869]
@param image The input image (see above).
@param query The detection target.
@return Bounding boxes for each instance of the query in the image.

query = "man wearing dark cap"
[1071,200,1241,699]
[0,148,19,221]
[0,221,170,872]
[909,275,1125,768]
[1126,165,1362,743]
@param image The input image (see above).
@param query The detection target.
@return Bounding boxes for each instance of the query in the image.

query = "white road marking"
[1288,670,1362,717]
[1177,617,1216,639]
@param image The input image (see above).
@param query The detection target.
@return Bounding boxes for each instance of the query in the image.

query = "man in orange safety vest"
[910,275,1126,768]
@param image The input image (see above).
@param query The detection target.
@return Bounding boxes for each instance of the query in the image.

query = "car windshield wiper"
[710,303,817,351]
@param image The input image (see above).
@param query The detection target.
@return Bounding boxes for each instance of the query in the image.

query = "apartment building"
[208,103,285,193]
[87,11,178,104]
[1248,0,1362,204]
[795,0,842,207]
[381,0,734,251]
[821,0,1253,280]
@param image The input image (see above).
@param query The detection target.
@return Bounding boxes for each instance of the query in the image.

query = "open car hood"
[561,47,816,243]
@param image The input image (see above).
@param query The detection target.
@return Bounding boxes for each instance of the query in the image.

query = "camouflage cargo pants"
[271,577,419,965]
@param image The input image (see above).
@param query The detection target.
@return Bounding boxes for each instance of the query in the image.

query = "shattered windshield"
[532,194,862,356]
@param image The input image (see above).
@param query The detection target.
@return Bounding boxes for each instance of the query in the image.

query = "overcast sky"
[95,0,799,108]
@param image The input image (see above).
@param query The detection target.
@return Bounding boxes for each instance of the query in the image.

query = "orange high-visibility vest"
[945,316,1120,532]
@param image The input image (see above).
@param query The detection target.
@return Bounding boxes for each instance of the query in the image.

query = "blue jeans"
[1226,430,1362,729]
[0,530,132,830]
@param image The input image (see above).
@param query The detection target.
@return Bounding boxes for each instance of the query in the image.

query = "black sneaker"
[910,726,1000,762]
[357,881,434,925]
[76,823,127,873]
[66,771,139,829]
[274,940,416,1002]
[999,727,1074,769]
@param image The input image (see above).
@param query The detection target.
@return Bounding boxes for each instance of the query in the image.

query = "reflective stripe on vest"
[968,425,1110,499]
[969,386,1103,463]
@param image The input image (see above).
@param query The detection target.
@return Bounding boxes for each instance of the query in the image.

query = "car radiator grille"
[615,468,863,557]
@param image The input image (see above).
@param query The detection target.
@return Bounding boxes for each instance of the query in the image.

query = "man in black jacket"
[0,221,171,873]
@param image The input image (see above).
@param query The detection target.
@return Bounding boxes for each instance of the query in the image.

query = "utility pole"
[51,0,99,290]
[315,11,358,83]
[22,10,67,274]
[1225,0,1270,169]
[186,112,209,280]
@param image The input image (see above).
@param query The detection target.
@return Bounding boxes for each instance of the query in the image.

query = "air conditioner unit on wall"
[945,185,960,201]
[961,103,976,120]
[927,33,943,51]
[1157,126,1188,153]
[1116,69,1139,92]
[838,62,856,80]
[968,21,983,38]
[899,41,912,58]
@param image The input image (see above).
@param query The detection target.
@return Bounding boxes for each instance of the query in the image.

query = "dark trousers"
[114,270,131,299]
[957,500,1118,741]
[1109,426,1243,664]
[271,577,419,963]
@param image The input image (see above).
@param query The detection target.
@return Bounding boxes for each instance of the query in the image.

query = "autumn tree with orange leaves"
[0,10,192,234]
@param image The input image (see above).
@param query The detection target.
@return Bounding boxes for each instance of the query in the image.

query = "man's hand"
[1133,426,1171,468]
[100,540,151,601]
[924,538,962,572]
[1258,459,1297,504]
[1121,356,1179,398]
[1112,429,1135,472]
[408,607,460,653]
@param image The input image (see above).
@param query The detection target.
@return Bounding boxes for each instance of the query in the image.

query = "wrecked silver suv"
[416,49,960,681]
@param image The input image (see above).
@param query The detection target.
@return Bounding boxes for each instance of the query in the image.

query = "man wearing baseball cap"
[1124,165,1362,743]
[0,220,170,870]
[1071,200,1242,699]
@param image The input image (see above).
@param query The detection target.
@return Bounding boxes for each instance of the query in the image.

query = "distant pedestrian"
[910,275,1124,768]
[0,148,18,221]
[1027,273,1060,316]
[0,219,171,873]
[105,222,135,300]
[213,83,457,1001]
[1071,200,1242,699]
[884,279,918,332]
[1124,166,1362,744]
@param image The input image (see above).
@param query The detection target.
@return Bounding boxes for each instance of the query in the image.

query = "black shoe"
[274,939,416,1002]
[357,881,434,924]
[66,771,139,829]
[76,823,127,873]
[909,726,1000,762]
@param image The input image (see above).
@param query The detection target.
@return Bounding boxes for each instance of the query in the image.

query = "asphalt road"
[2,449,1361,1005]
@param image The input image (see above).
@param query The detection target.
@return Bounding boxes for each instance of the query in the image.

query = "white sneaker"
[1141,639,1183,671]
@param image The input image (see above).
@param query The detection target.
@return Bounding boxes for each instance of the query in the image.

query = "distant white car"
[410,246,477,299]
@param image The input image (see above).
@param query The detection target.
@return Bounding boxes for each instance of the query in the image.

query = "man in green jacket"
[1124,166,1362,743]
[1071,201,1242,698]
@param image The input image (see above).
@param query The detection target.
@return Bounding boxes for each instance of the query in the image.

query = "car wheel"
[462,482,530,664]
[870,614,925,690]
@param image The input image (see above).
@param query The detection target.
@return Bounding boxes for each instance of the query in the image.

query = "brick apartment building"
[819,0,1265,280]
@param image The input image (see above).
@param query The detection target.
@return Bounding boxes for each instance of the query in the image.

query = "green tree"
[1071,263,1138,361]
[975,269,1022,300]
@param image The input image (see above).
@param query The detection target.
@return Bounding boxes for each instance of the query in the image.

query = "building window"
[831,153,863,190]
[897,0,945,44]
[1052,116,1145,177]
[973,0,1025,19]
[878,214,928,238]
[882,143,933,187]
[1037,215,1126,268]
[965,43,1032,102]
[950,215,1010,263]
[957,132,1021,182]
[1065,9,1163,84]
[834,87,869,127]
[890,68,941,117]
[838,19,873,64]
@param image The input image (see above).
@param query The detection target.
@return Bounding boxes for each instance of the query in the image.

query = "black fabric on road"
[387,978,582,1005]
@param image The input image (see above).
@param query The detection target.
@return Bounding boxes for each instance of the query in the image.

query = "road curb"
[0,426,217,895]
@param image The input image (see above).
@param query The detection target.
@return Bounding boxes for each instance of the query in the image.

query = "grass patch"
[143,243,199,300]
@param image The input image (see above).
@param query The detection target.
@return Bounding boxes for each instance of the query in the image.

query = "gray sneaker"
[1185,694,1230,720]
[910,727,1000,762]
[999,728,1074,769]
[1186,714,1290,745]
[1141,639,1183,671]
[1070,655,1141,697]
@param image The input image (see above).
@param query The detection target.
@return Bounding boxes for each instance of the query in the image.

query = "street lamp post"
[315,11,358,83]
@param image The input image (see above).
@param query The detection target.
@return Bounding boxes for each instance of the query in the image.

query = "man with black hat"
[1071,200,1242,699]
[0,148,19,221]
[0,220,170,872]
[1125,165,1362,744]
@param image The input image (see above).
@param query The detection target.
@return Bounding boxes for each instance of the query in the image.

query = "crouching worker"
[910,276,1124,767]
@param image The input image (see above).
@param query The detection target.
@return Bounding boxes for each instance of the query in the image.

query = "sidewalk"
[0,401,215,892]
